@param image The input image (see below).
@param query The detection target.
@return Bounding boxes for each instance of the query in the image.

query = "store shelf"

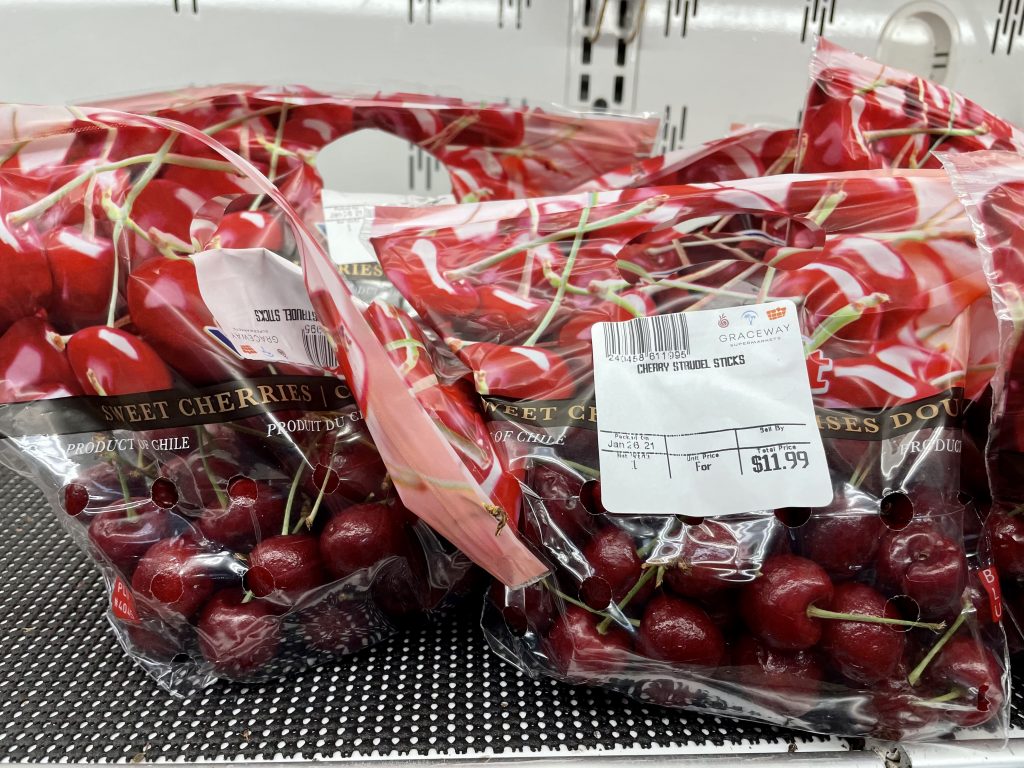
[0,467,1020,765]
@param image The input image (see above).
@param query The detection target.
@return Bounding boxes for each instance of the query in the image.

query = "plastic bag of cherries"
[794,39,1024,652]
[946,151,1024,659]
[0,103,550,693]
[368,170,1010,740]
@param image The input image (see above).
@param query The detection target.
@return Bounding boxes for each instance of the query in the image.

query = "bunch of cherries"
[0,114,473,685]
[489,460,1004,740]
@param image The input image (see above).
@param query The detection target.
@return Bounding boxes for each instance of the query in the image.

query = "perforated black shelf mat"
[0,468,1020,763]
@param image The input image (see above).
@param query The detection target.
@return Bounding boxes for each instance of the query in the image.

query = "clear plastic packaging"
[0,104,524,693]
[945,151,1024,659]
[368,172,1009,740]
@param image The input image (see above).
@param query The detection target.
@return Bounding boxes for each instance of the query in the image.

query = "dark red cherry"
[131,535,222,621]
[796,491,884,579]
[246,534,326,604]
[544,604,631,677]
[117,617,188,662]
[161,450,240,512]
[88,501,172,577]
[869,665,938,741]
[197,477,286,552]
[663,520,744,599]
[306,432,389,510]
[582,527,648,604]
[636,593,724,668]
[520,462,590,546]
[66,326,173,395]
[0,317,82,402]
[876,521,966,618]
[732,635,824,716]
[43,227,116,331]
[984,509,1024,579]
[819,582,905,685]
[197,588,281,676]
[370,547,434,622]
[319,502,412,580]
[740,555,833,651]
[925,636,1004,728]
[493,581,558,635]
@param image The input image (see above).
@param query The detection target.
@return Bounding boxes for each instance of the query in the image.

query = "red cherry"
[88,501,173,577]
[207,210,285,252]
[66,326,173,395]
[318,502,412,580]
[62,462,149,517]
[869,665,938,740]
[796,491,884,579]
[819,583,905,685]
[925,636,1004,728]
[520,463,591,546]
[662,520,745,600]
[370,547,434,622]
[740,555,833,651]
[636,593,724,668]
[43,227,116,330]
[731,635,823,716]
[197,588,281,676]
[453,341,576,400]
[307,432,390,510]
[544,604,631,677]
[121,179,199,264]
[246,534,326,604]
[131,534,222,621]
[984,509,1024,579]
[162,451,240,513]
[197,477,287,552]
[0,317,82,402]
[127,257,262,385]
[582,527,647,604]
[281,104,355,147]
[876,521,967,618]
[0,239,51,335]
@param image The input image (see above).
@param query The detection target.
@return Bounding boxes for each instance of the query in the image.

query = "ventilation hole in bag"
[884,594,921,633]
[61,483,90,517]
[311,464,342,495]
[150,477,179,509]
[228,476,258,502]
[317,130,453,195]
[677,515,704,527]
[880,491,914,531]
[774,507,812,528]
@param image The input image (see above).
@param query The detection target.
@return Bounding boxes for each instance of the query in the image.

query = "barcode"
[302,326,339,369]
[603,313,690,357]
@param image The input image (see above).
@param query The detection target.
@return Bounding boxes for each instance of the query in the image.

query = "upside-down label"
[591,301,832,516]
[111,577,139,622]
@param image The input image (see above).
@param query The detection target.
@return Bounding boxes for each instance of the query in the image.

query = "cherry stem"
[85,369,108,397]
[908,603,969,687]
[806,604,946,632]
[298,469,332,532]
[803,292,890,356]
[863,125,989,142]
[516,200,542,298]
[249,103,289,212]
[597,565,656,634]
[194,428,230,509]
[688,264,761,312]
[523,194,595,346]
[241,590,255,605]
[8,152,237,225]
[542,580,641,627]
[806,191,847,228]
[113,462,134,517]
[920,689,963,706]
[281,461,306,536]
[444,195,665,281]
[756,266,776,304]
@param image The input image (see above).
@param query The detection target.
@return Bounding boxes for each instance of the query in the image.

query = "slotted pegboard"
[0,0,1019,192]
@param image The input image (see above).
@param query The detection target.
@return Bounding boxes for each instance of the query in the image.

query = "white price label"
[193,248,336,370]
[592,300,832,517]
